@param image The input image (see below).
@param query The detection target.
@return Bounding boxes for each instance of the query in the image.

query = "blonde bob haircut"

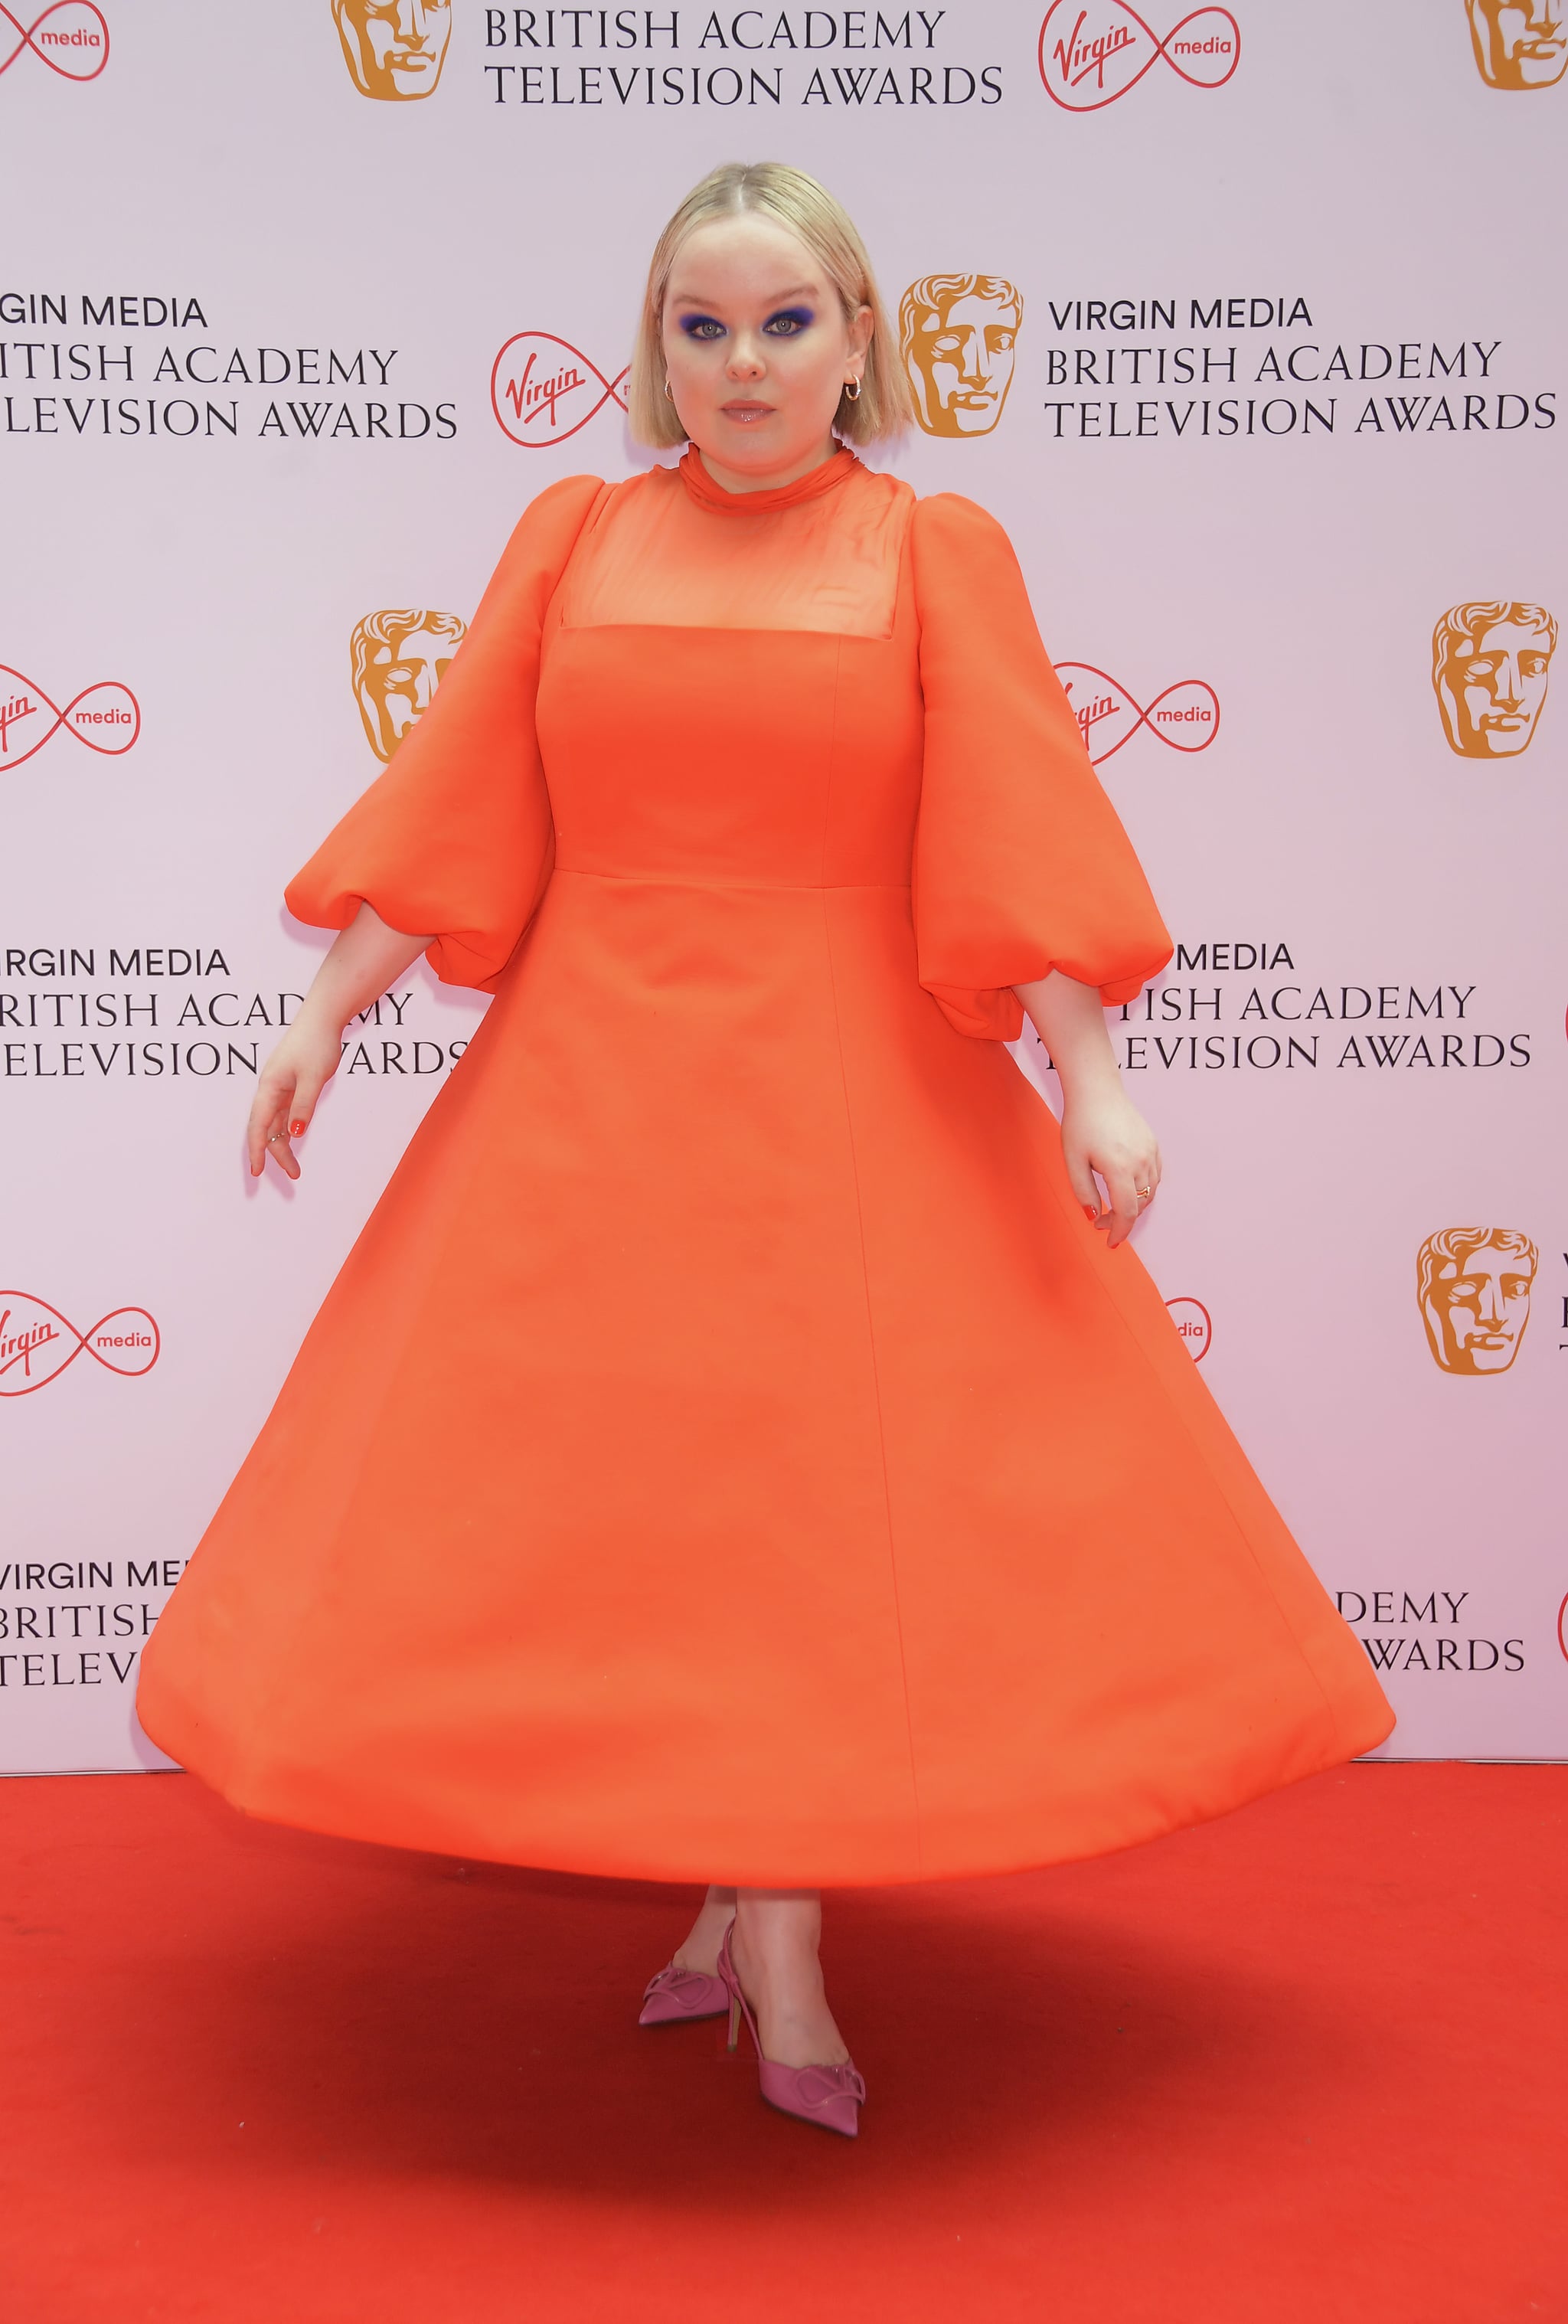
[627,161,913,449]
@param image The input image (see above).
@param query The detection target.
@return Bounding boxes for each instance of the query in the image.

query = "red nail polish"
[1083,1205,1097,1221]
[289,1120,305,1136]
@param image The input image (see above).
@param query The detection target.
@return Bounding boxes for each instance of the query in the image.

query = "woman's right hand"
[246,1012,345,1180]
[242,904,433,1181]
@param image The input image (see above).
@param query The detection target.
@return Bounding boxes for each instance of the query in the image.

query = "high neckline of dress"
[677,444,861,515]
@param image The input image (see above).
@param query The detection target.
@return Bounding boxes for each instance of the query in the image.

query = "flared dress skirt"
[137,455,1393,1882]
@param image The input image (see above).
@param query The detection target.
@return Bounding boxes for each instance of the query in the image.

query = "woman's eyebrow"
[668,282,819,306]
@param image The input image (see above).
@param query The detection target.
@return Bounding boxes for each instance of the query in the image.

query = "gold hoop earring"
[663,378,675,402]
[843,377,862,403]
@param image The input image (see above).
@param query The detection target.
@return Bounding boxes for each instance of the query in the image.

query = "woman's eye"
[680,317,726,341]
[764,309,815,337]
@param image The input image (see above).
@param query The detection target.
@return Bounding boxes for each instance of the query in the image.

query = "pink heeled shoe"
[639,1960,730,2027]
[716,1924,866,2139]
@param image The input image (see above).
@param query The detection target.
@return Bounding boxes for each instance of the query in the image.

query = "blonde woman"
[139,163,1393,2140]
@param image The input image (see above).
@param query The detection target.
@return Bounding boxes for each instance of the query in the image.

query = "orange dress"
[137,449,1393,1885]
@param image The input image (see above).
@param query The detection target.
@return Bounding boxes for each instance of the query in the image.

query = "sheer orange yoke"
[137,450,1392,1884]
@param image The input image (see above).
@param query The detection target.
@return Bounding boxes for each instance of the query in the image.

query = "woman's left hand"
[1060,1084,1161,1249]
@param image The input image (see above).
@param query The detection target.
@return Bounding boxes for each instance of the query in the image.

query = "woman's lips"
[720,401,775,424]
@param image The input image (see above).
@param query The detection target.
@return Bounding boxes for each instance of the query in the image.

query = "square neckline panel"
[557,462,915,643]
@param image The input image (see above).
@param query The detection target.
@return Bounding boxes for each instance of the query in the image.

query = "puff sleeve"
[285,473,606,992]
[910,493,1173,1041]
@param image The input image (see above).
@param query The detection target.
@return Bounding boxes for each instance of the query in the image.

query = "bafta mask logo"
[1416,1227,1537,1374]
[1466,0,1567,89]
[1432,601,1557,757]
[332,0,452,100]
[900,276,1023,439]
[351,609,466,760]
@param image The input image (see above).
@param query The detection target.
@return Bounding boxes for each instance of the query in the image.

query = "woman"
[138,162,1393,2140]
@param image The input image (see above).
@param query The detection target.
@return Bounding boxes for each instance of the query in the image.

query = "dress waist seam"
[551,866,913,894]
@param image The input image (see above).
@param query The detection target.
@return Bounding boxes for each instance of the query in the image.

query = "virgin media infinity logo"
[1058,662,1220,766]
[0,663,139,768]
[491,334,629,448]
[1165,1296,1211,1361]
[1037,3,1239,109]
[0,1292,159,1397]
[0,1,108,81]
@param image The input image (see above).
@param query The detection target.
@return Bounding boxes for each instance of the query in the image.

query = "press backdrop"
[2,0,1563,1775]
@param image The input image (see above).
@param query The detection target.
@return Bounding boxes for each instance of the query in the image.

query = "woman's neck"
[692,436,840,497]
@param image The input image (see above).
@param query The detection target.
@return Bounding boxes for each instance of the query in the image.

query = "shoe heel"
[727,1991,742,2053]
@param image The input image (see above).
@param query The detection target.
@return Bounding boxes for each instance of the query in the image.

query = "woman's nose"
[726,335,766,380]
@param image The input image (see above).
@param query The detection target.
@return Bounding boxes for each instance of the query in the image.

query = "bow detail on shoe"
[644,1966,709,2002]
[639,1960,730,2026]
[793,2063,868,2109]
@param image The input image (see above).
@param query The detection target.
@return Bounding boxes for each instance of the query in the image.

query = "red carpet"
[2,1763,1562,2323]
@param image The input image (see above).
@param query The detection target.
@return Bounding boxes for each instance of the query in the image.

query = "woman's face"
[661,214,872,492]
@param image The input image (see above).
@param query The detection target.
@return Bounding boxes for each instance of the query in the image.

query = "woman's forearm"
[247,905,432,1178]
[1014,970,1159,1242]
[296,902,433,1033]
[1014,969,1120,1104]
